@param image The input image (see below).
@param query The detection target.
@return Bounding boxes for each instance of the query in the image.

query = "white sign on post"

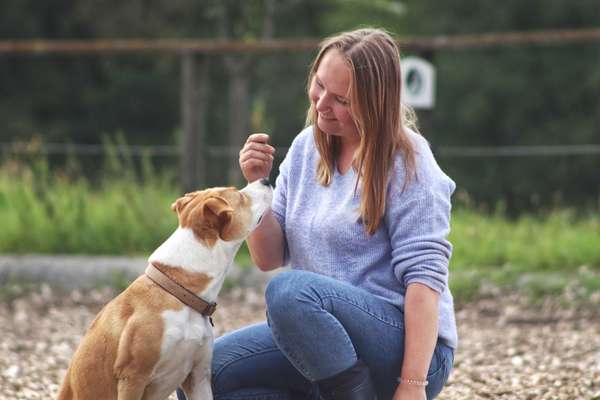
[401,56,436,109]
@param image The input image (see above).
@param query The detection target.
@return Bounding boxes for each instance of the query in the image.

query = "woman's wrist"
[397,377,429,387]
[394,380,427,400]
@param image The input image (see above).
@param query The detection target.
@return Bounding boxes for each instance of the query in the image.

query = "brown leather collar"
[145,262,217,317]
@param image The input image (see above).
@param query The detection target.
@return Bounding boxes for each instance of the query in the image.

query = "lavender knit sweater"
[271,126,458,348]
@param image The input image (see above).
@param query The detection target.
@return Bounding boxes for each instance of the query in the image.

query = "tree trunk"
[220,0,276,186]
[180,54,208,192]
[225,57,251,186]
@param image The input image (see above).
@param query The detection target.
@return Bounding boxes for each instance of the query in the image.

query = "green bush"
[450,208,600,271]
[0,144,178,255]
[1,152,599,301]
[449,207,600,300]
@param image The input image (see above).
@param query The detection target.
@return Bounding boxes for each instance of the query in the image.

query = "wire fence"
[3,142,600,158]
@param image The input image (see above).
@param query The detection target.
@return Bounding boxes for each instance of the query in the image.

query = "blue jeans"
[178,270,453,400]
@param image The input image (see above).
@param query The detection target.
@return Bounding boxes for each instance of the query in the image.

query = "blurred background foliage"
[2,0,600,300]
[1,0,599,212]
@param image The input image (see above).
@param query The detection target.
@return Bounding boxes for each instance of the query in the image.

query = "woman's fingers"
[246,133,270,144]
[241,158,270,170]
[239,133,275,182]
[239,149,274,163]
[241,141,275,156]
[243,134,274,152]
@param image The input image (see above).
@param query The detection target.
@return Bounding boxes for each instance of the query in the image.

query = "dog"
[57,179,273,400]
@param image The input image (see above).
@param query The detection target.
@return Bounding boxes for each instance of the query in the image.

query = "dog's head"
[171,179,273,247]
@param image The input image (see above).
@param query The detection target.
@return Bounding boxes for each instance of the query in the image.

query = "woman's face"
[309,50,359,142]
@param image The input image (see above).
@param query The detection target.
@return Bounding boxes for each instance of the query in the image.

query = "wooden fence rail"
[1,28,600,54]
[2,27,599,189]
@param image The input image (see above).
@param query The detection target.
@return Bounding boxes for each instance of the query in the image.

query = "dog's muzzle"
[260,177,271,187]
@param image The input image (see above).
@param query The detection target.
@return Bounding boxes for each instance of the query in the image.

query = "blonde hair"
[305,28,418,235]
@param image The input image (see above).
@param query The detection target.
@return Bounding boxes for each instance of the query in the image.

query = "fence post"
[180,53,208,193]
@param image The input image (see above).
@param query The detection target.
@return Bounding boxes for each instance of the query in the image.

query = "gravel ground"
[1,285,599,400]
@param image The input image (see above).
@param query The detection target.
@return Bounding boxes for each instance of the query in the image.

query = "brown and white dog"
[58,179,273,400]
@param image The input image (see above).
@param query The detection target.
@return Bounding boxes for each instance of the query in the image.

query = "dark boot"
[317,359,377,400]
[175,388,187,400]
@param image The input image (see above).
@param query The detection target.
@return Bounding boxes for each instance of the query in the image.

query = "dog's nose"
[260,178,271,187]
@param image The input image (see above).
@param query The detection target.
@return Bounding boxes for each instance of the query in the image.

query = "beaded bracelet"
[397,377,429,386]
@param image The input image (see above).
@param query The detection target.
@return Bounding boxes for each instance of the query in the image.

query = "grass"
[1,150,599,302]
[0,140,177,255]
[448,208,600,301]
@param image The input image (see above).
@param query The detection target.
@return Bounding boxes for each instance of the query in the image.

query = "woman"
[180,27,456,400]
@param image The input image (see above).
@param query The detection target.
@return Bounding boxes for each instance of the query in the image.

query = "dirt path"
[1,285,599,399]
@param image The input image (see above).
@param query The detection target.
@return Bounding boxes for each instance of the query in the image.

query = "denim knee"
[266,270,322,332]
[265,270,298,320]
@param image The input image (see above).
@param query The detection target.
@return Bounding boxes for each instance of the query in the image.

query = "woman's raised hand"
[239,133,275,183]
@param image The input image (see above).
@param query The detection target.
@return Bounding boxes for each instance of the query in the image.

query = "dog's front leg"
[114,318,160,400]
[116,378,147,400]
[182,365,213,400]
[181,341,214,400]
[189,375,213,400]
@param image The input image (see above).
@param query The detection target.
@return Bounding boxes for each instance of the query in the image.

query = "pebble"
[1,287,599,400]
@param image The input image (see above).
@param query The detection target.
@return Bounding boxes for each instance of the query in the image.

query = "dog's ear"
[202,196,234,239]
[171,192,198,215]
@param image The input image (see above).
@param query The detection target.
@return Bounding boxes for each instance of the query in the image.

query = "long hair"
[305,28,418,235]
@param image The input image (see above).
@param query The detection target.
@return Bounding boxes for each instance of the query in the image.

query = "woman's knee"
[266,270,301,307]
[265,270,316,323]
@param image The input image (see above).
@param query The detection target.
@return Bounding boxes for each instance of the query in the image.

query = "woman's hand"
[239,133,275,183]
[392,383,426,400]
